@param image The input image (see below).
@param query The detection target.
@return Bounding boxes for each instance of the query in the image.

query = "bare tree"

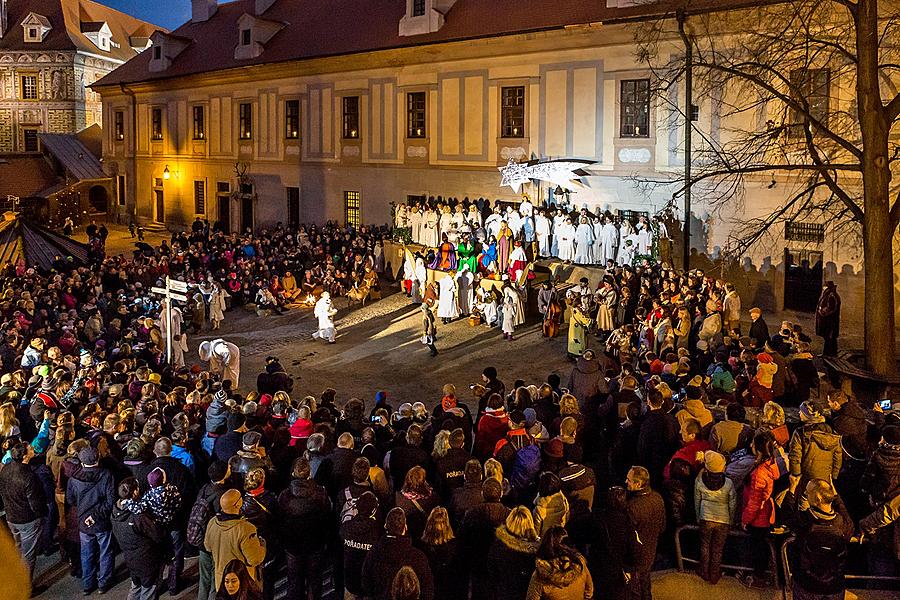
[634,0,900,375]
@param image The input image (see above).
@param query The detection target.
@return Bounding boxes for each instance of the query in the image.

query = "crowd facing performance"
[0,195,894,600]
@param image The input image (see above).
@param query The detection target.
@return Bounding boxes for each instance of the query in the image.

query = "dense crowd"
[0,214,896,600]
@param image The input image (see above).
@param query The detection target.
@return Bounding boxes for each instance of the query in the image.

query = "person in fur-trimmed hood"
[487,506,541,600]
[526,526,593,600]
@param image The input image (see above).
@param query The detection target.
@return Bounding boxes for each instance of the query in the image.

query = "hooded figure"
[312,292,338,343]
[199,339,241,389]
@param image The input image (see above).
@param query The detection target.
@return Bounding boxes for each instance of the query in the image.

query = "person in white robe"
[592,217,605,264]
[395,204,409,229]
[574,217,595,265]
[209,281,229,330]
[618,219,634,260]
[602,217,619,263]
[535,209,552,257]
[485,207,503,241]
[158,300,183,346]
[437,273,460,323]
[199,338,241,388]
[455,266,474,316]
[409,208,423,244]
[466,206,483,229]
[423,209,440,248]
[557,217,577,262]
[476,288,498,327]
[551,210,567,257]
[412,257,427,303]
[501,277,526,340]
[618,234,639,266]
[312,292,338,343]
[451,206,466,231]
[506,207,523,238]
[439,208,454,243]
[636,220,652,255]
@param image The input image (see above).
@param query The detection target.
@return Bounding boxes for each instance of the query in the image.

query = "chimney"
[192,0,217,23]
[255,0,277,15]
[0,0,8,39]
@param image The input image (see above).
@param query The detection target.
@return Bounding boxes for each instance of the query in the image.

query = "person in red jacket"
[663,418,711,480]
[473,394,509,461]
[740,431,784,586]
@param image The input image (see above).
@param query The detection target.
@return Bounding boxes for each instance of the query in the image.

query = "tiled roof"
[95,0,767,87]
[0,0,161,63]
[39,131,106,181]
[0,156,58,198]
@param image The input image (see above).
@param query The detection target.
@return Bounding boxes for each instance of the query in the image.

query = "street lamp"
[163,165,170,180]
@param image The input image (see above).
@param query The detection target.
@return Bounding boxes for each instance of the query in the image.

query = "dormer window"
[234,13,285,61]
[148,31,191,73]
[21,12,52,42]
[81,21,113,52]
[399,0,457,37]
[241,29,251,45]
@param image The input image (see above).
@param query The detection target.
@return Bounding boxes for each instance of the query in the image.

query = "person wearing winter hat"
[204,489,266,593]
[694,450,736,583]
[66,445,116,594]
[859,425,900,505]
[789,401,842,509]
[139,467,183,526]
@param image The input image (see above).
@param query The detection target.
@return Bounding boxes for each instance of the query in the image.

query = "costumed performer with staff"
[199,338,241,389]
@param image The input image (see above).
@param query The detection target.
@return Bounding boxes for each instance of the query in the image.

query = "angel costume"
[574,218,595,265]
[312,293,338,343]
[556,219,577,262]
[437,274,460,321]
[535,211,552,257]
[601,219,619,263]
[199,339,241,387]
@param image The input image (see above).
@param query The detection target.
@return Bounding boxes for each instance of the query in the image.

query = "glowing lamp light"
[163,165,170,180]
[512,127,519,136]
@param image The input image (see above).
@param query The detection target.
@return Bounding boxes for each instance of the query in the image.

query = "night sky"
[104,0,192,30]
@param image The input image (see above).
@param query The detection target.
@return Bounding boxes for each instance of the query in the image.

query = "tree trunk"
[856,0,896,376]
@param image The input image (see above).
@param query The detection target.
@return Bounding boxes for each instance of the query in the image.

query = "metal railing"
[674,524,781,586]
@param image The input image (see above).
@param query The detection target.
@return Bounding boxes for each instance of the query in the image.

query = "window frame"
[117,175,126,207]
[192,105,206,141]
[153,45,161,60]
[194,179,206,215]
[406,91,427,139]
[344,190,361,228]
[342,96,360,139]
[285,99,300,140]
[114,111,125,141]
[239,102,253,140]
[500,85,526,138]
[788,68,831,136]
[619,78,651,138]
[412,0,426,17]
[23,129,39,152]
[21,75,38,100]
[241,29,252,46]
[151,108,163,141]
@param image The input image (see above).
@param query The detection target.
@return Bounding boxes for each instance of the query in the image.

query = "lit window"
[151,108,163,141]
[789,69,830,136]
[501,86,525,138]
[114,111,125,141]
[239,103,252,140]
[407,92,426,138]
[193,105,205,140]
[21,75,38,100]
[285,100,300,139]
[620,79,651,138]
[344,191,361,228]
[342,96,359,139]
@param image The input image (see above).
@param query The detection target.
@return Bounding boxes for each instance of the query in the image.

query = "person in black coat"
[111,477,168,600]
[150,436,197,594]
[0,442,48,584]
[421,507,466,600]
[434,429,472,501]
[327,433,360,499]
[636,389,678,487]
[485,506,540,600]
[362,507,434,600]
[449,460,484,526]
[581,487,631,600]
[625,466,666,600]
[66,446,116,594]
[748,308,770,351]
[340,491,381,599]
[256,357,294,396]
[277,457,333,600]
[386,425,428,491]
[462,479,511,600]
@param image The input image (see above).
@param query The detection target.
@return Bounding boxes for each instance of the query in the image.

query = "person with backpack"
[66,446,116,595]
[782,477,853,600]
[191,462,235,600]
[111,477,168,600]
[337,457,378,522]
[340,491,381,600]
[278,457,333,600]
[204,489,267,596]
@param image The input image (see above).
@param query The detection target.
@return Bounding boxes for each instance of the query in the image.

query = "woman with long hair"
[487,506,540,600]
[421,507,464,600]
[395,466,440,542]
[216,559,263,600]
[391,566,421,600]
[526,526,593,600]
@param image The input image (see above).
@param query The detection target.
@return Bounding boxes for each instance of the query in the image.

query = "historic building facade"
[0,0,155,154]
[92,0,896,318]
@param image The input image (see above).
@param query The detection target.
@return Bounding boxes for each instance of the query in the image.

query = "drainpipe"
[120,82,137,224]
[677,11,693,271]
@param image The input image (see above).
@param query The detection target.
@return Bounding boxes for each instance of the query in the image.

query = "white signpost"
[151,276,188,364]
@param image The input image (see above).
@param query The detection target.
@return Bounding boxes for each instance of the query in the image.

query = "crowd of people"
[0,209,896,600]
